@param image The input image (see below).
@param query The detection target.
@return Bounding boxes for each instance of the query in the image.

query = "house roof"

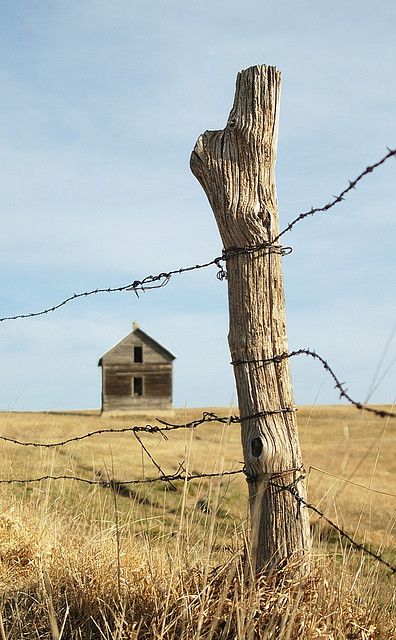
[98,325,176,366]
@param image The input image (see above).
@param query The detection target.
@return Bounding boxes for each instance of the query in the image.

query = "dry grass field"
[0,405,394,638]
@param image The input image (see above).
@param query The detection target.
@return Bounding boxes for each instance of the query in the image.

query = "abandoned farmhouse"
[98,322,175,413]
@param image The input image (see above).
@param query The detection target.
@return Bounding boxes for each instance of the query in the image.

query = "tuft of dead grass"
[179,555,395,640]
[0,493,394,639]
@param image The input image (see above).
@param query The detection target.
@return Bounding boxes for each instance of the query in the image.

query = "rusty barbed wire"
[0,468,242,487]
[0,149,394,322]
[232,348,396,419]
[0,148,394,574]
[0,408,295,448]
[0,462,394,573]
[274,147,396,242]
[0,259,220,322]
[269,477,396,575]
[0,351,393,450]
[0,246,291,322]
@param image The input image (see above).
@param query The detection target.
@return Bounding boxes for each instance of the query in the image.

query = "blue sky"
[0,0,395,410]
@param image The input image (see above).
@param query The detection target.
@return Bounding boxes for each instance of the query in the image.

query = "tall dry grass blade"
[106,454,122,596]
[57,602,69,640]
[364,324,396,403]
[0,610,7,640]
[91,613,108,640]
[42,570,60,640]
[195,478,224,639]
[159,427,194,639]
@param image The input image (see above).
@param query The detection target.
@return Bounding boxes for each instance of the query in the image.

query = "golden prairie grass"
[0,405,394,638]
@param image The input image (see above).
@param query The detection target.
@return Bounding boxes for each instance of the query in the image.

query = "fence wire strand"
[0,469,242,487]
[0,366,393,449]
[274,147,396,241]
[0,465,393,574]
[0,409,298,448]
[1,148,394,322]
[309,465,396,498]
[273,481,396,575]
[232,349,396,419]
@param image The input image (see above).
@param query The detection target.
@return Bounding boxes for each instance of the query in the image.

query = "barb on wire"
[0,409,295,448]
[274,147,396,242]
[0,244,289,321]
[0,468,243,487]
[0,423,166,447]
[1,149,393,322]
[269,479,396,575]
[232,348,396,419]
[0,259,221,322]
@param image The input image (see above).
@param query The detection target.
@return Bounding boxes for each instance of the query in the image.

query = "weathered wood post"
[190,65,311,574]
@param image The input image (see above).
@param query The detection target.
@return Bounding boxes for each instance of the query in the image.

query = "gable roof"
[98,326,176,365]
[134,327,176,361]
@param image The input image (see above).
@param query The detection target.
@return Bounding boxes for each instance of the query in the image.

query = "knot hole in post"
[251,437,263,458]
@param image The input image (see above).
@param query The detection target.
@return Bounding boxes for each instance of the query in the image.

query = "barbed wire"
[232,348,396,419]
[0,408,295,448]
[0,463,393,573]
[0,468,242,487]
[274,147,396,241]
[0,148,394,322]
[1,371,392,450]
[0,258,220,322]
[133,429,179,490]
[0,344,393,450]
[269,478,396,575]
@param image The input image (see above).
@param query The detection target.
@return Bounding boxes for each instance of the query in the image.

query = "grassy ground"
[0,406,394,638]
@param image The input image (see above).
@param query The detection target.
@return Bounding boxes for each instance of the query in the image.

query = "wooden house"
[98,322,175,413]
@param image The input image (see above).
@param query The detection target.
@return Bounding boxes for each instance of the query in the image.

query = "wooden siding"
[104,370,131,396]
[144,370,172,397]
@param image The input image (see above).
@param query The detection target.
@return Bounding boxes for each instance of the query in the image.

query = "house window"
[134,346,143,362]
[133,377,143,397]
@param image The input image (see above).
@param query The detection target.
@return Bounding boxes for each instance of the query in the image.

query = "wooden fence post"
[190,65,311,574]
